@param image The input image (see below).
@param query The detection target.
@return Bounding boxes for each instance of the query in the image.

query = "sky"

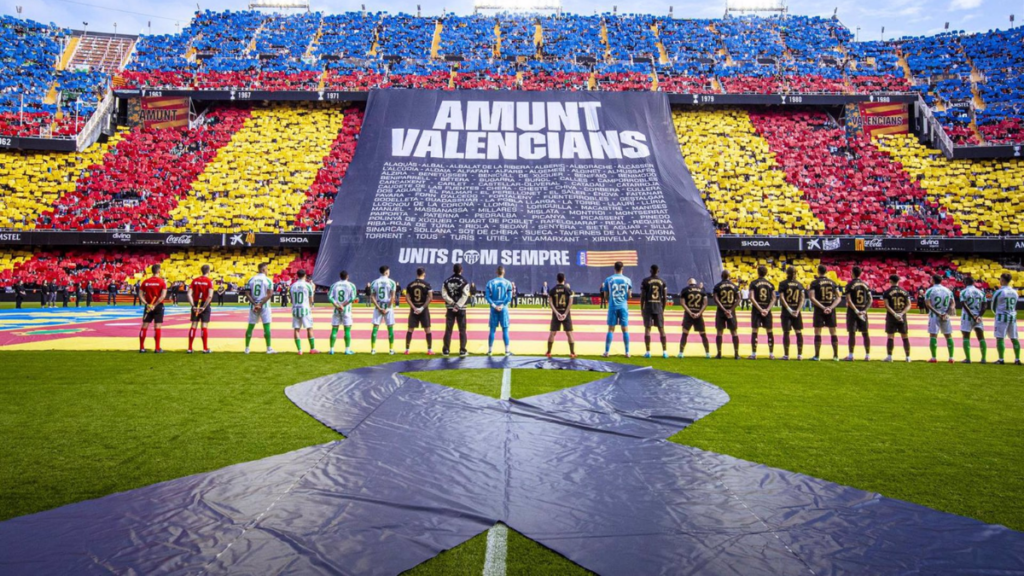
[1,0,1018,40]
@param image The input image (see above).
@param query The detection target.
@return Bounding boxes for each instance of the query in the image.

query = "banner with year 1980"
[313,89,721,293]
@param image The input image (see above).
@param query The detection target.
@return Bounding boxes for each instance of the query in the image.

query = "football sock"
[797,334,804,356]
[245,324,255,347]
[1014,339,1021,360]
[201,328,208,350]
[425,332,433,349]
[783,333,790,356]
[767,333,774,354]
[929,336,938,359]
[997,338,1005,360]
[645,334,651,352]
[848,335,855,354]
[863,333,870,353]
[732,334,740,357]
[154,328,162,350]
[660,335,667,352]
[344,326,351,348]
[295,337,302,352]
[387,326,395,348]
[751,334,758,354]
[979,337,987,361]
[887,337,895,356]
[569,340,576,355]
[701,333,709,353]
[680,332,689,352]
[547,337,554,354]
[405,332,413,349]
[962,336,972,361]
[502,330,509,349]
[263,324,271,347]
[331,327,339,349]
[716,334,723,355]
[902,335,911,357]
[623,333,630,353]
[188,328,196,351]
[605,332,613,354]
[371,326,379,348]
[946,337,955,359]
[308,337,315,350]
[830,335,838,357]
[139,327,147,349]
[488,327,496,350]
[814,335,822,357]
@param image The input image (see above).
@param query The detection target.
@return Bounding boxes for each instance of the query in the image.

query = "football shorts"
[248,305,272,325]
[927,314,954,335]
[190,306,212,324]
[143,303,165,324]
[715,309,738,332]
[781,310,803,332]
[682,313,705,332]
[373,307,396,326]
[331,308,353,327]
[489,308,510,331]
[751,311,773,331]
[959,314,984,333]
[607,307,628,328]
[408,308,431,330]
[995,318,1019,339]
[846,310,869,333]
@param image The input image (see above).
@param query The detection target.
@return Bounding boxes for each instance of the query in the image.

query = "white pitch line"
[483,369,512,576]
[483,523,508,576]
[500,368,511,401]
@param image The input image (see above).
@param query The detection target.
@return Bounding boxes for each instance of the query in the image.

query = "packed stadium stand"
[162,104,345,234]
[128,248,297,285]
[1,10,1023,294]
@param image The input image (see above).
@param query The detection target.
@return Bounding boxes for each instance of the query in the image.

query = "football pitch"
[1,350,1022,574]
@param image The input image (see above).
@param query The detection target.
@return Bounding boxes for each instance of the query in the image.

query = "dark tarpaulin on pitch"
[2,358,1024,575]
[313,89,722,293]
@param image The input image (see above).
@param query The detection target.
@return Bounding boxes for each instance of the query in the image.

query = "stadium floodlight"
[724,0,787,16]
[249,0,311,10]
[474,0,562,14]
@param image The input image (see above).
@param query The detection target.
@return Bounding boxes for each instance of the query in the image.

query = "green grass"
[0,351,1022,574]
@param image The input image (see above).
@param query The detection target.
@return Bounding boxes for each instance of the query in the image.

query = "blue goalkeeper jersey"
[603,274,632,310]
[485,277,513,308]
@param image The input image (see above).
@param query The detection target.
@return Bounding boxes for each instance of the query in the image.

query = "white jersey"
[924,285,954,316]
[370,276,398,310]
[290,280,315,317]
[329,280,357,313]
[246,273,274,308]
[959,286,986,318]
[992,286,1019,323]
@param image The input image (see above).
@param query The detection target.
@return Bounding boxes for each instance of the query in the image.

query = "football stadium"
[1,0,1023,572]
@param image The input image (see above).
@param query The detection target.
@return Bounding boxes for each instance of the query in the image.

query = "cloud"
[950,0,983,9]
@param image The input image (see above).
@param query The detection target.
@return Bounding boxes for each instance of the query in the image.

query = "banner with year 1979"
[313,89,722,293]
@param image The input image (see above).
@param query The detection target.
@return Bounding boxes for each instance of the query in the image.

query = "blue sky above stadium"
[0,0,1014,39]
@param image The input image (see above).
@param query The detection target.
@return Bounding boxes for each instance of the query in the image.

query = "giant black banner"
[313,89,722,291]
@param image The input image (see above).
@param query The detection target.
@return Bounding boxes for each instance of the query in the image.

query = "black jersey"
[749,278,775,309]
[640,276,667,314]
[809,276,840,307]
[846,279,873,312]
[777,279,805,311]
[882,285,911,315]
[713,281,739,311]
[679,285,706,313]
[406,279,432,309]
[549,284,573,315]
[442,274,470,309]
